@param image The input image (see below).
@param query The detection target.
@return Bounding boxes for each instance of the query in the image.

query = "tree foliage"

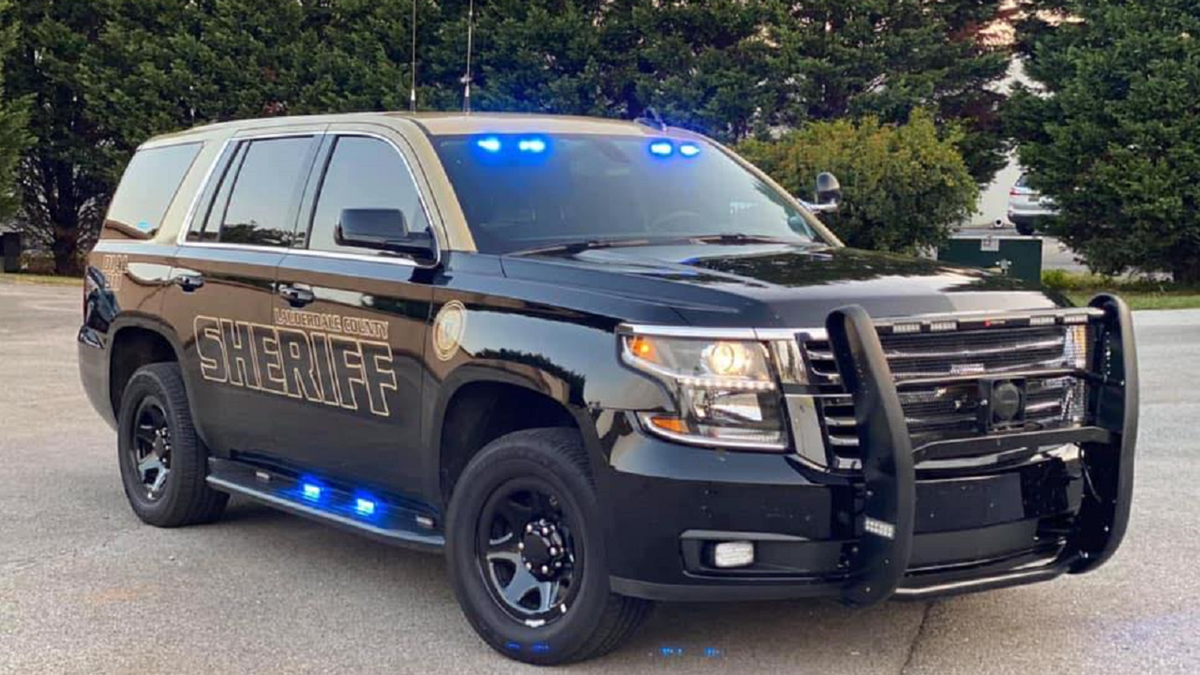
[1009,0,1200,283]
[0,0,29,224]
[1,0,1009,273]
[739,110,978,253]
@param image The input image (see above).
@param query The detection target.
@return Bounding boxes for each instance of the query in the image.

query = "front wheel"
[445,428,652,665]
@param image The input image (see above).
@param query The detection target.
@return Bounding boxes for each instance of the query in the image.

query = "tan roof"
[147,111,700,146]
[396,112,689,137]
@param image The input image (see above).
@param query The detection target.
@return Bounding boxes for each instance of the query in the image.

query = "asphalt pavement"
[1,280,1197,674]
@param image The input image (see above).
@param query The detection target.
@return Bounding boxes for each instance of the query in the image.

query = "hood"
[500,242,1062,328]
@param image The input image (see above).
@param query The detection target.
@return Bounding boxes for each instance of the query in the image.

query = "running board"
[206,458,444,552]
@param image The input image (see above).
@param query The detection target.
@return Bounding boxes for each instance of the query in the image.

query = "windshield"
[433,134,820,254]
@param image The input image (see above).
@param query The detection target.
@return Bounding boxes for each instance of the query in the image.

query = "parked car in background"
[1007,173,1059,235]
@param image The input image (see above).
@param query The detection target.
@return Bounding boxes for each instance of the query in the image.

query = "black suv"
[79,112,1138,665]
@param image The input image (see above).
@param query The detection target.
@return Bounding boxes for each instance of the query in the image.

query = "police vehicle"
[79,112,1138,665]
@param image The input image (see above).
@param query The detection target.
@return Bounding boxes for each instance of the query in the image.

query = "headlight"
[620,333,787,450]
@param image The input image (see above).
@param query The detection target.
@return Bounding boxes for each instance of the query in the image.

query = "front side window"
[215,137,314,247]
[307,136,429,253]
[433,134,820,254]
[106,143,202,237]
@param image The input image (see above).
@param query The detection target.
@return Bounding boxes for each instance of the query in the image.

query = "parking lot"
[2,279,1198,674]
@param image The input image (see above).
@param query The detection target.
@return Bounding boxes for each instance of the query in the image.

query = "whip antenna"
[409,0,418,112]
[461,0,475,113]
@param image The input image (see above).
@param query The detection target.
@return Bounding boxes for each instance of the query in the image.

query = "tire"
[117,363,228,527]
[1014,220,1036,236]
[445,428,652,665]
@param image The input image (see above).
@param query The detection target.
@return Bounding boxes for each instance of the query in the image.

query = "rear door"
[268,126,437,492]
[164,128,324,457]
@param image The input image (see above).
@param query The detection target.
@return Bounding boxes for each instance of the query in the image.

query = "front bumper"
[601,295,1137,604]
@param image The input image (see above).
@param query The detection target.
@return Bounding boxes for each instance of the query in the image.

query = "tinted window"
[106,143,202,236]
[433,135,817,254]
[308,136,428,253]
[217,137,313,247]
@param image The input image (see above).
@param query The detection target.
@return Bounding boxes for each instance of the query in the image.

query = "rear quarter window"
[104,143,203,239]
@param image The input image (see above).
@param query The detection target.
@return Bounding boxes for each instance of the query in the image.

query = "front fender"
[421,290,672,496]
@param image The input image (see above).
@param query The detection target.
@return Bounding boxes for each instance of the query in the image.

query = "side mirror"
[335,208,432,255]
[797,172,842,214]
[815,172,841,208]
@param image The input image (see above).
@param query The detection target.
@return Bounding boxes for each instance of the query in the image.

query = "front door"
[268,128,436,494]
[164,129,323,457]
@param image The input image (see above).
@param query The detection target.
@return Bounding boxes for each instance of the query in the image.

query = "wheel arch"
[107,316,186,421]
[430,367,595,507]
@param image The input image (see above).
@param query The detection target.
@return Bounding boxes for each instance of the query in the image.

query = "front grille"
[804,320,1094,467]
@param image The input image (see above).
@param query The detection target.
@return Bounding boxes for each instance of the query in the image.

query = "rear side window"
[105,143,202,238]
[307,136,429,254]
[216,137,315,247]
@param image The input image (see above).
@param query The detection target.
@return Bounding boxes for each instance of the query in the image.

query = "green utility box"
[937,234,1043,285]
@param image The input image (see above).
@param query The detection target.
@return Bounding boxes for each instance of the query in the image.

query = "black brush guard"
[825,294,1138,606]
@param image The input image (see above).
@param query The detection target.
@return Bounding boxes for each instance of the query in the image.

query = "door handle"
[278,283,315,307]
[175,273,205,292]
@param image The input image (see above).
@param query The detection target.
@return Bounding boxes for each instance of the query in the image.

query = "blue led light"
[532,643,551,654]
[649,141,674,157]
[301,483,322,501]
[518,137,547,153]
[679,143,701,157]
[476,136,502,153]
[354,498,376,516]
[505,641,521,652]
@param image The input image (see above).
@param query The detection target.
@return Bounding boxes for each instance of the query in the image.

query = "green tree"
[763,0,1012,184]
[5,0,109,273]
[1009,0,1200,283]
[433,0,1011,180]
[0,0,30,224]
[738,110,978,253]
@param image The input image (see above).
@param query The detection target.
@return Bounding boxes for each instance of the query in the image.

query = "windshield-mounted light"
[649,140,674,157]
[518,137,547,153]
[476,136,502,153]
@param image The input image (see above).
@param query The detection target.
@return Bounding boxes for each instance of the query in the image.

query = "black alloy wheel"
[129,397,173,501]
[446,428,652,665]
[117,363,228,527]
[477,479,581,626]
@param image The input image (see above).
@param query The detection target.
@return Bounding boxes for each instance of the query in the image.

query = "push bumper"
[603,295,1137,604]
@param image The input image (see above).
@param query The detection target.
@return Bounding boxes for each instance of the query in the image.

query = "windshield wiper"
[688,233,806,246]
[508,237,655,256]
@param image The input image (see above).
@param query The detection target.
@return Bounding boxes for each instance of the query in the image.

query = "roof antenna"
[635,106,667,131]
[409,0,418,112]
[461,0,475,113]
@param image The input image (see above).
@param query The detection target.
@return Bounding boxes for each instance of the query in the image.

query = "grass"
[0,271,82,286]
[1043,270,1200,311]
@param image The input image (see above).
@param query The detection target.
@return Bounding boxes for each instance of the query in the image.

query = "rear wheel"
[117,363,227,527]
[446,428,652,665]
[1014,219,1037,236]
